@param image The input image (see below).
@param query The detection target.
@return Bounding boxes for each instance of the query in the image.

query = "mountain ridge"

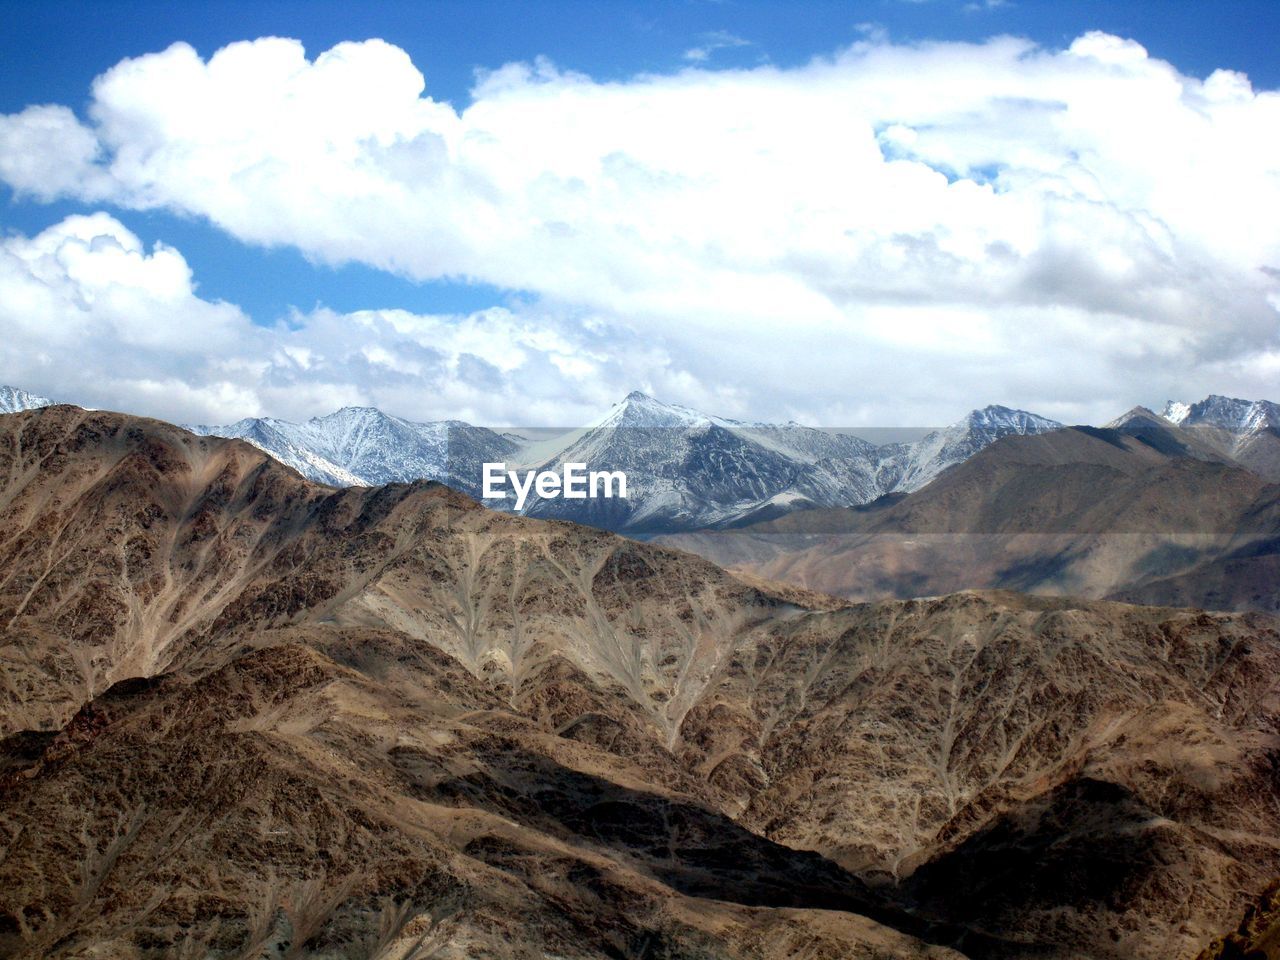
[8,385,1280,533]
[188,391,1068,532]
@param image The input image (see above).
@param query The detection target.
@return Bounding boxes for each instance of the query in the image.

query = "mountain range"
[184,392,1068,532]
[662,404,1280,611]
[2,403,1279,958]
[12,385,1277,536]
[11,384,1278,536]
[512,393,1064,532]
[0,385,1091,533]
[1,383,1073,531]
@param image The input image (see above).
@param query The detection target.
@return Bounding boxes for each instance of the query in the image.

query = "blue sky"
[6,1,1279,107]
[0,0,1277,426]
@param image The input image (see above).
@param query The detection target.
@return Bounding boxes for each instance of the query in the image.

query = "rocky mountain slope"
[661,413,1280,610]
[2,405,1279,959]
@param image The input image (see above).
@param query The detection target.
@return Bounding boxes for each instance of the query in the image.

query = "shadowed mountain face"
[2,406,1280,959]
[661,419,1280,611]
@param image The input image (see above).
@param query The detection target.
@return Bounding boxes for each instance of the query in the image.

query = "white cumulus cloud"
[0,214,688,425]
[0,31,1278,424]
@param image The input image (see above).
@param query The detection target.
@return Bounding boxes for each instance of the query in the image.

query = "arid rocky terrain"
[2,406,1279,959]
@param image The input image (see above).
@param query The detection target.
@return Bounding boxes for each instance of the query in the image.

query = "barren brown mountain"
[2,405,1279,959]
[662,414,1280,611]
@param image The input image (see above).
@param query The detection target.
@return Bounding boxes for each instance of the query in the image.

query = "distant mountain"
[516,393,1063,532]
[873,404,1063,492]
[187,390,1065,533]
[188,406,521,495]
[185,415,364,486]
[700,419,1268,539]
[1164,394,1280,435]
[662,419,1280,611]
[1163,394,1280,481]
[0,386,55,414]
[517,391,884,532]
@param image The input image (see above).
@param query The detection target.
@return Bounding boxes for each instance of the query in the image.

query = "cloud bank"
[0,32,1277,424]
[0,214,668,425]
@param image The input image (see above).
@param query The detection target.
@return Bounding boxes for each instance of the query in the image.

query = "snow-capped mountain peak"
[185,415,365,486]
[593,391,712,431]
[873,404,1064,493]
[188,405,518,490]
[1172,395,1280,435]
[1156,395,1280,480]
[962,404,1060,433]
[0,385,57,414]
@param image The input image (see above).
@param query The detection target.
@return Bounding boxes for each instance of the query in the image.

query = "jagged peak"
[592,391,710,430]
[0,385,57,414]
